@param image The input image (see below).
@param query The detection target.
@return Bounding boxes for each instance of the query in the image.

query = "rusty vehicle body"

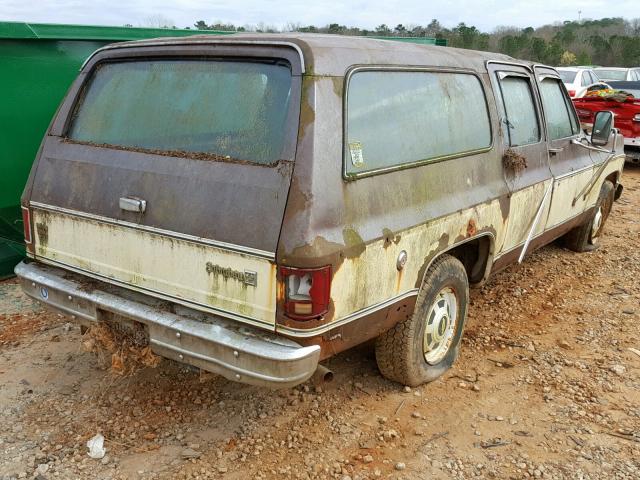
[16,34,626,388]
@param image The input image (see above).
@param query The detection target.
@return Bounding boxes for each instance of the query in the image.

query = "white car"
[594,67,640,82]
[556,67,609,98]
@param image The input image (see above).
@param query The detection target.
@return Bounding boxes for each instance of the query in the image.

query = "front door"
[534,66,596,230]
[488,63,553,256]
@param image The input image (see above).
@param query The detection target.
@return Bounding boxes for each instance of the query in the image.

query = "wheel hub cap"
[423,287,458,365]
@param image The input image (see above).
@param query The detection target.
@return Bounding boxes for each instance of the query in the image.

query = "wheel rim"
[591,206,603,241]
[423,287,458,365]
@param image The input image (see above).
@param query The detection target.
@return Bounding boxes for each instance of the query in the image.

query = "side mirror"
[590,110,614,146]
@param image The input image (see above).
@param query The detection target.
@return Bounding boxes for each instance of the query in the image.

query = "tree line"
[190,17,640,67]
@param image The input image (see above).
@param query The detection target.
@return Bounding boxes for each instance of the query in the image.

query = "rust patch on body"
[466,219,477,237]
[382,228,394,249]
[35,222,48,247]
[298,77,316,140]
[342,227,366,259]
[283,175,312,219]
[414,232,450,288]
[285,235,345,269]
[395,268,404,293]
[330,76,344,98]
[498,194,510,222]
[292,295,418,361]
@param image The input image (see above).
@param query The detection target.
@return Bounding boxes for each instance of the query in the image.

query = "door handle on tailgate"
[119,196,147,213]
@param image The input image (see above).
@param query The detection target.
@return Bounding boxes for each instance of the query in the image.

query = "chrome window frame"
[534,65,582,141]
[342,65,494,180]
[493,70,543,147]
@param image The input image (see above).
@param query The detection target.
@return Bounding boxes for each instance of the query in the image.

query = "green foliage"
[190,16,640,66]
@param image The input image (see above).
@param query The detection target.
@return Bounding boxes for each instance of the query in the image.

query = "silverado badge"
[205,262,257,287]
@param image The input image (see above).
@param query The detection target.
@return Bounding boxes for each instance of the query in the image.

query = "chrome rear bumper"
[14,261,320,388]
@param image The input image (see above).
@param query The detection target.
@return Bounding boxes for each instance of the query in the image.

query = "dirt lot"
[1,167,639,480]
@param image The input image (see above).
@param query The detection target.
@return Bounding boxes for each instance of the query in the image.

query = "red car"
[573,81,640,164]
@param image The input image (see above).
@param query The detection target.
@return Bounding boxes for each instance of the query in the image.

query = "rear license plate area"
[97,310,149,347]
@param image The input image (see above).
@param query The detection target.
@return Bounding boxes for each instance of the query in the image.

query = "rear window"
[345,70,491,176]
[594,69,627,81]
[558,70,577,83]
[68,60,293,165]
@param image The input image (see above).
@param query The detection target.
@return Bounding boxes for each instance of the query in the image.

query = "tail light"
[21,206,32,245]
[280,266,331,320]
[568,90,576,97]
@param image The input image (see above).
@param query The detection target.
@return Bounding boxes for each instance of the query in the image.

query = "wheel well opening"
[605,172,619,185]
[447,236,492,284]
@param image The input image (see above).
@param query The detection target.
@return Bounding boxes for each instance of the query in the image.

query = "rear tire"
[375,254,469,387]
[564,180,614,252]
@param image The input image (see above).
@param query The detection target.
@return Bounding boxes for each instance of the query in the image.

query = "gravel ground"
[1,166,639,480]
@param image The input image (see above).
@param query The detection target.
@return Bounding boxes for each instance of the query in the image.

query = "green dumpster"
[0,22,232,278]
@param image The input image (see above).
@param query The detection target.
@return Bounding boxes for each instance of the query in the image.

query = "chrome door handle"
[548,147,564,154]
[119,196,146,213]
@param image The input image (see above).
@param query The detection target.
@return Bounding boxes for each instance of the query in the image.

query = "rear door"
[488,63,553,254]
[534,66,595,230]
[25,45,302,328]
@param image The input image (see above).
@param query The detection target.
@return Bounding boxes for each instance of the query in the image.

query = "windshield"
[68,59,293,165]
[558,70,577,83]
[594,69,627,81]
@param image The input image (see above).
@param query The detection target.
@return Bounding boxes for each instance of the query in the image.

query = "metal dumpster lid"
[0,21,233,41]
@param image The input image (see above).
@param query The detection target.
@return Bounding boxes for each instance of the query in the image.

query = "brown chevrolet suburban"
[16,34,625,388]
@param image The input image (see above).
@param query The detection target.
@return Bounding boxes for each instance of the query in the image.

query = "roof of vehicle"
[87,33,518,76]
[594,67,630,72]
[556,66,585,72]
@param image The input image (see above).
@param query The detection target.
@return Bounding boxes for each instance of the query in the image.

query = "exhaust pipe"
[311,364,334,385]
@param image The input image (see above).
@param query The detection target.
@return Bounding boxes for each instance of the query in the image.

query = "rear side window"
[581,72,590,87]
[594,69,626,81]
[558,70,577,83]
[539,78,579,140]
[345,70,491,176]
[68,60,293,165]
[496,75,540,146]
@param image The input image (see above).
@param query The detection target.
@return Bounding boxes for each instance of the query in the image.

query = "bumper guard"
[14,261,320,388]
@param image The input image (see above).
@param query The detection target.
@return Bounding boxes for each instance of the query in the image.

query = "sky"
[2,0,640,32]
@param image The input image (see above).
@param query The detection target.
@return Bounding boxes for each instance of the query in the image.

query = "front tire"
[375,254,469,387]
[564,180,614,252]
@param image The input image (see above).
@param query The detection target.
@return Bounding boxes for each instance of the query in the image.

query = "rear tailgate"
[25,47,301,328]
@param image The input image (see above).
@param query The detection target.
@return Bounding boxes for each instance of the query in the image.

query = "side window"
[344,70,492,176]
[539,78,579,140]
[589,72,598,83]
[496,75,540,146]
[581,72,590,87]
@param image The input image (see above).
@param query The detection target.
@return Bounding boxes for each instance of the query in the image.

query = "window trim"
[63,56,298,167]
[51,46,303,166]
[535,68,581,142]
[342,65,494,180]
[494,71,542,147]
